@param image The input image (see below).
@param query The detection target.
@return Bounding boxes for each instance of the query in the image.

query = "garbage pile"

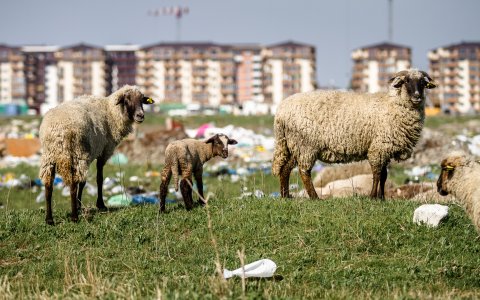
[0,118,41,168]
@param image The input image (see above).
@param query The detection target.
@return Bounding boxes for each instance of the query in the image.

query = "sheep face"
[437,153,466,196]
[389,70,437,105]
[116,88,155,124]
[206,134,238,159]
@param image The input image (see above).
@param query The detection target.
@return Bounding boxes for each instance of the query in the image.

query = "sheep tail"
[272,119,290,177]
[172,158,180,192]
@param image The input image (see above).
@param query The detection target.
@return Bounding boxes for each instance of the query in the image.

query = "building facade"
[22,45,59,114]
[428,42,480,114]
[0,45,25,105]
[263,41,316,105]
[55,43,110,103]
[0,41,317,115]
[351,42,411,93]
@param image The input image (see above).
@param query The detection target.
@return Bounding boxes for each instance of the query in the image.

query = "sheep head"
[205,133,238,159]
[388,69,437,106]
[114,85,155,124]
[437,151,469,196]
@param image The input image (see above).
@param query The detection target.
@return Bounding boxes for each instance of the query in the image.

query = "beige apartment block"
[351,42,411,93]
[263,41,316,106]
[55,43,109,103]
[137,43,237,106]
[0,45,25,104]
[428,42,480,114]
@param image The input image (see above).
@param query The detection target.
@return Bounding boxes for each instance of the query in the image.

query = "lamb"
[39,85,155,225]
[272,69,437,199]
[159,134,237,212]
[437,151,480,233]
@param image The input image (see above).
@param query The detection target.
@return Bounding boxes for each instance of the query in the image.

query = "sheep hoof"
[97,204,108,212]
[46,219,55,226]
[198,200,206,206]
[71,216,79,223]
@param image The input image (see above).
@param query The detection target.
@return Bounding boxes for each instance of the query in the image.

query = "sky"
[1,0,479,88]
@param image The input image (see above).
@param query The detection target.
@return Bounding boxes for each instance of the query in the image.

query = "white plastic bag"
[223,259,277,279]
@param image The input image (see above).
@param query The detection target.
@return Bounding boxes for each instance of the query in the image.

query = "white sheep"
[272,69,437,199]
[159,134,237,212]
[437,151,480,233]
[39,85,154,225]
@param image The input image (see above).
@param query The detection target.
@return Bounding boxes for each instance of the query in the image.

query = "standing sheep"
[39,85,154,225]
[437,151,480,233]
[159,134,237,212]
[272,69,437,199]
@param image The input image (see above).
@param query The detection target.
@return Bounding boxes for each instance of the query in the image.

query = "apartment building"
[55,43,110,103]
[263,41,316,105]
[0,44,25,104]
[233,44,264,104]
[0,41,317,114]
[22,45,59,114]
[428,42,480,114]
[351,42,411,93]
[137,42,237,106]
[105,45,139,92]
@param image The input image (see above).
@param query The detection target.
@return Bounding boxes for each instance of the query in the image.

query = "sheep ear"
[143,96,155,104]
[205,135,217,144]
[420,71,437,89]
[228,139,238,145]
[388,76,404,89]
[115,95,124,105]
[425,80,437,89]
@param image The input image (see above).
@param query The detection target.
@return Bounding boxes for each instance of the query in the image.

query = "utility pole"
[148,6,190,42]
[388,0,393,42]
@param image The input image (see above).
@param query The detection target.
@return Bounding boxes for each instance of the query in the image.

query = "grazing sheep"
[39,85,154,225]
[437,151,480,232]
[272,69,437,199]
[159,134,237,212]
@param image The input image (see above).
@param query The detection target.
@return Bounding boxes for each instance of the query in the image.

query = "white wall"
[367,61,379,93]
[0,63,12,103]
[270,59,283,104]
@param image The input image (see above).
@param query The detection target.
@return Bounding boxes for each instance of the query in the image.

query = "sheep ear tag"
[143,97,155,104]
[443,165,454,171]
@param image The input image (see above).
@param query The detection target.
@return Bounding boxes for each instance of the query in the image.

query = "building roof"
[22,45,60,52]
[104,44,140,52]
[442,41,480,51]
[267,40,315,49]
[141,41,231,51]
[59,42,103,51]
[357,41,411,51]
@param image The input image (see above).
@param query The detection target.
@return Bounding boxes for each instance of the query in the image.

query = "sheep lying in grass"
[159,134,237,212]
[39,85,154,225]
[272,69,437,199]
[437,151,480,233]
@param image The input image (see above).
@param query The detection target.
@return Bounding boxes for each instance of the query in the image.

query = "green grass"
[1,163,480,299]
[1,113,480,298]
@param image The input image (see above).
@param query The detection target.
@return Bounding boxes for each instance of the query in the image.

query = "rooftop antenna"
[148,6,190,42]
[388,0,393,42]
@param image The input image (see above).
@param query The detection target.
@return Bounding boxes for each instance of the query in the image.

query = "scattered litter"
[107,193,132,207]
[413,204,449,227]
[131,192,159,205]
[109,153,128,165]
[224,259,277,279]
[36,190,45,203]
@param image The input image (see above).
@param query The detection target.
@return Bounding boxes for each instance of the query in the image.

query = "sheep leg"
[299,168,319,199]
[369,171,380,199]
[70,182,79,222]
[159,167,172,213]
[378,165,388,200]
[194,170,206,206]
[45,164,56,225]
[279,157,296,198]
[180,178,194,211]
[77,181,86,212]
[96,159,107,211]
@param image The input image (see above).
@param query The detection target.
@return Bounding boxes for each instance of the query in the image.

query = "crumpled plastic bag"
[224,259,277,279]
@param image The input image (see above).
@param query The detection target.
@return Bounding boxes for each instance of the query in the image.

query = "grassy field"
[1,114,480,299]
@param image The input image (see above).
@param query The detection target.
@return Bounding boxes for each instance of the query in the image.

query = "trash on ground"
[413,204,449,227]
[224,258,277,279]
